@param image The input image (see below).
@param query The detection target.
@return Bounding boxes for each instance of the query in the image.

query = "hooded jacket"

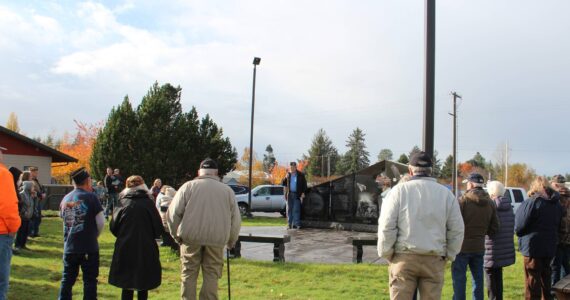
[484,196,515,268]
[167,175,241,247]
[0,163,20,234]
[18,181,35,220]
[458,187,500,253]
[515,192,563,258]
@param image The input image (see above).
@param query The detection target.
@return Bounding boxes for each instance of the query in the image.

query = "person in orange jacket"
[0,146,21,300]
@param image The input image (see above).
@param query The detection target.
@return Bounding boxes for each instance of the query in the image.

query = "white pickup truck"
[235,185,286,216]
[502,187,527,213]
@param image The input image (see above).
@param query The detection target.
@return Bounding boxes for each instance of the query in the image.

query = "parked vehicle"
[503,187,527,213]
[228,184,249,195]
[235,185,286,216]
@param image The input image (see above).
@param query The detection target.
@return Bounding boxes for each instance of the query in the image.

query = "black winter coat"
[515,192,563,258]
[109,189,164,290]
[484,196,515,268]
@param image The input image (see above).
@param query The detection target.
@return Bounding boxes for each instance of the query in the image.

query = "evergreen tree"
[90,82,237,187]
[440,154,454,180]
[397,153,409,164]
[134,82,183,182]
[377,148,393,162]
[432,150,442,178]
[90,96,137,180]
[339,128,369,174]
[306,129,338,178]
[408,145,421,159]
[467,152,487,168]
[263,145,277,173]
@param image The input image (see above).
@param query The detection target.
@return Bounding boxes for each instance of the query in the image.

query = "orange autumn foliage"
[269,162,288,185]
[51,121,101,184]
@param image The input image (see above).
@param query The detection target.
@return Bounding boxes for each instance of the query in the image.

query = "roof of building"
[0,125,78,163]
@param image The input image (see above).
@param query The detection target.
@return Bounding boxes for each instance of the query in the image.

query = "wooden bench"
[347,236,377,263]
[553,274,570,300]
[230,233,291,262]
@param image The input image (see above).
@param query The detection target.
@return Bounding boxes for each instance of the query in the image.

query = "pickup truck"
[235,185,286,216]
[503,187,527,213]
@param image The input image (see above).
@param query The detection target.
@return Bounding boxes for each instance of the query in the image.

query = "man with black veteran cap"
[451,173,499,300]
[167,158,241,300]
[58,167,104,300]
[377,151,464,300]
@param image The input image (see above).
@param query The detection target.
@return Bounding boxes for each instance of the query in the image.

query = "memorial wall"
[301,160,409,232]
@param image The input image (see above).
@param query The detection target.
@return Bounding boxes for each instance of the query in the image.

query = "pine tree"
[440,154,454,180]
[467,152,486,168]
[90,82,237,186]
[306,129,338,178]
[90,96,137,180]
[377,148,393,162]
[339,128,369,174]
[397,153,409,164]
[263,145,277,173]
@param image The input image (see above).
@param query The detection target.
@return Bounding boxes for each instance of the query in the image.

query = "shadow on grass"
[9,269,60,300]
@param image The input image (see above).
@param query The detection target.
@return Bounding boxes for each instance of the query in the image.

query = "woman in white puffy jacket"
[157,186,178,251]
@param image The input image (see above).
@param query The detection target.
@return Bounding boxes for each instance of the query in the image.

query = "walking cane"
[227,248,231,300]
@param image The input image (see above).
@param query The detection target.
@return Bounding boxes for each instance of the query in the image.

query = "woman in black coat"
[109,175,164,300]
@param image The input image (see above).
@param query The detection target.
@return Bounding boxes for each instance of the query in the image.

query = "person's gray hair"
[409,166,432,176]
[198,168,218,176]
[487,180,505,198]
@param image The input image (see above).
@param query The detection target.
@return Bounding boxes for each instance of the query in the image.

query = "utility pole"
[505,141,509,187]
[449,91,462,197]
[422,0,436,157]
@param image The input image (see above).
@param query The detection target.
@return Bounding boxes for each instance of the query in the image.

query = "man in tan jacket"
[167,158,241,300]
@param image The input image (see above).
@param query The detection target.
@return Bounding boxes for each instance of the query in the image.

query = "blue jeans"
[105,193,119,217]
[551,244,570,286]
[452,252,485,300]
[0,235,15,300]
[58,252,99,300]
[287,192,301,227]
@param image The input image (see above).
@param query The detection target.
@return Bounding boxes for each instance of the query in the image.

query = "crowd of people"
[2,143,570,300]
[378,151,570,300]
[0,149,241,300]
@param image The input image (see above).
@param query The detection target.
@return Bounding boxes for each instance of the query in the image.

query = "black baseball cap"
[71,167,90,185]
[462,173,485,184]
[409,151,432,168]
[199,158,218,169]
[552,174,566,184]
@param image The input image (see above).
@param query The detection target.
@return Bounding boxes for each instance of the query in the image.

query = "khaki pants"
[388,253,446,300]
[180,244,224,300]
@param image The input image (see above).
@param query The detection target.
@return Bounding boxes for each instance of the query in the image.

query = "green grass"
[9,216,526,299]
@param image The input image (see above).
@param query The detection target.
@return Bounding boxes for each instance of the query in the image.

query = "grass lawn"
[9,215,526,299]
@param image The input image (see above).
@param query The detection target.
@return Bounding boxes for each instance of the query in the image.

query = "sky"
[1,0,569,176]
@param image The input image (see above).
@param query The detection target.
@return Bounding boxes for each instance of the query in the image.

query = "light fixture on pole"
[247,57,261,218]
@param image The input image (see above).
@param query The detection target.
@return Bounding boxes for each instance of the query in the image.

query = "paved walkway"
[237,226,386,264]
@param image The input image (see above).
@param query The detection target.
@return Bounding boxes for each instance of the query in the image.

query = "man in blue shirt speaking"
[282,162,307,229]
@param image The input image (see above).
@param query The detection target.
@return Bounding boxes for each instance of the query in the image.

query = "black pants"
[14,220,29,248]
[485,267,503,300]
[122,289,148,300]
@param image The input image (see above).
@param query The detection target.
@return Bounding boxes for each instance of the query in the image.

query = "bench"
[553,274,570,300]
[347,236,377,263]
[230,233,291,262]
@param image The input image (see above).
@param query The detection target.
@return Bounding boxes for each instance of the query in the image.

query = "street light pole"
[449,91,462,197]
[247,57,261,218]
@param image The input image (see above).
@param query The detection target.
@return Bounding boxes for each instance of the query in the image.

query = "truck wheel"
[280,209,286,218]
[238,203,248,216]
